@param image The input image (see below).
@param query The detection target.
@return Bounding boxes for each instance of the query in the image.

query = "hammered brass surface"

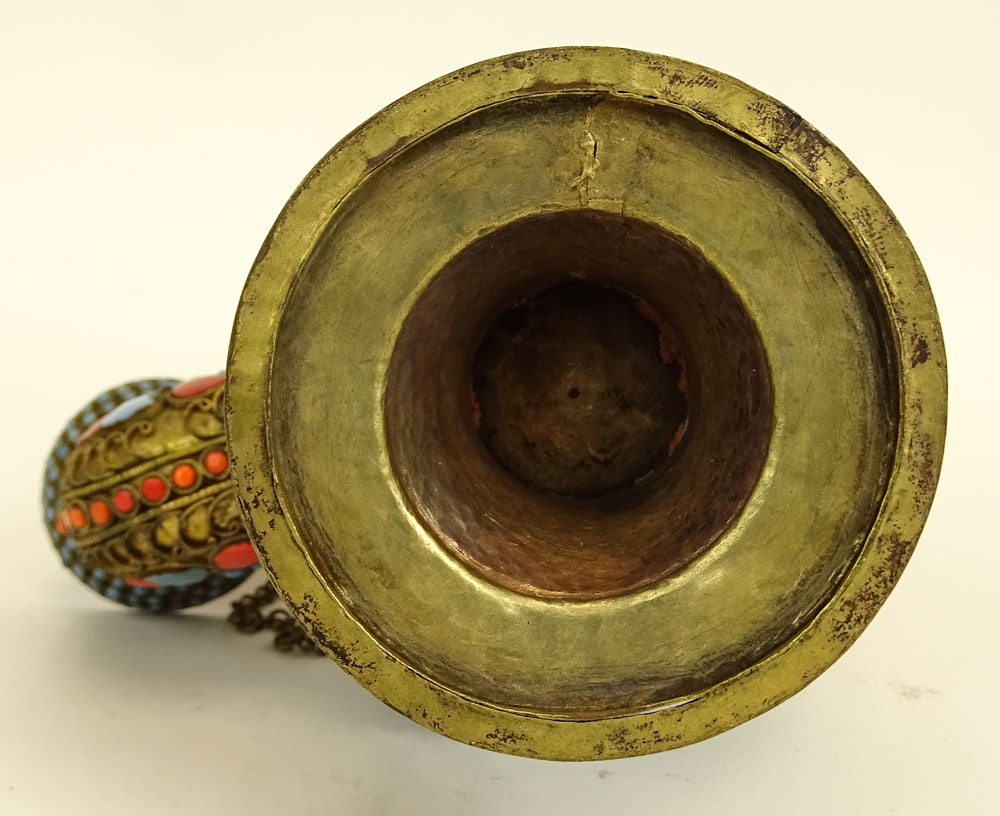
[264,88,893,716]
[226,47,947,759]
[383,210,774,602]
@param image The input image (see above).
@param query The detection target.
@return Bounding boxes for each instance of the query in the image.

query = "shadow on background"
[49,599,410,735]
[26,593,813,815]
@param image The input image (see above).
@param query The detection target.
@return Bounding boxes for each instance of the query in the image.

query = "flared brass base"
[226,47,945,759]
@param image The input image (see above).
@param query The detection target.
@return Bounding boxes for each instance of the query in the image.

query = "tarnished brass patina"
[225,47,946,759]
[43,46,945,759]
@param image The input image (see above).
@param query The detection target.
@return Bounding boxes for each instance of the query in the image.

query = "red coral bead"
[113,489,136,514]
[90,500,111,526]
[171,373,224,399]
[141,476,168,503]
[213,541,258,570]
[172,463,197,489]
[203,449,229,475]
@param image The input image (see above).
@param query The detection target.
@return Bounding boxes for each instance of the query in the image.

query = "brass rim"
[226,47,946,759]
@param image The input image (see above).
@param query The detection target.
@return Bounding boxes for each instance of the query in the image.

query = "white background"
[2,2,998,813]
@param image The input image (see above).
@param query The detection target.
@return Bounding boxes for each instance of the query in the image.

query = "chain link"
[227,580,323,655]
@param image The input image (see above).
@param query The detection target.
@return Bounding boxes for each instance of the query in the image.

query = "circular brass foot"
[228,47,945,759]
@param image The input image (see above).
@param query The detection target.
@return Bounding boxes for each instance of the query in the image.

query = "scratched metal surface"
[228,47,944,759]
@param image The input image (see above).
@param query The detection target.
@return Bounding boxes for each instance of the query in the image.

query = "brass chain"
[227,581,323,655]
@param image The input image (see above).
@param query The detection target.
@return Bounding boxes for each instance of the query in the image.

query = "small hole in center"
[472,282,688,497]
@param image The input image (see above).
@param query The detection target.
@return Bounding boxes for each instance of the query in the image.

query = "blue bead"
[56,444,69,458]
[106,588,122,602]
[71,564,85,578]
[82,410,96,425]
[100,393,154,429]
[144,567,209,587]
[92,569,106,580]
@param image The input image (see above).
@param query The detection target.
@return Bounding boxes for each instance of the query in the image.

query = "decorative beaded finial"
[41,375,258,612]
